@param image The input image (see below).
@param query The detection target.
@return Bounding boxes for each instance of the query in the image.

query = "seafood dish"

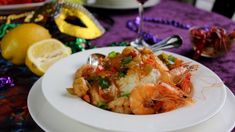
[67,47,197,115]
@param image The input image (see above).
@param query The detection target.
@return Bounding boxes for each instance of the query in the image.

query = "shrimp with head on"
[129,82,191,115]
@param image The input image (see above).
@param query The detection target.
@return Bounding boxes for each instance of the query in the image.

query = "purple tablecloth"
[0,0,235,131]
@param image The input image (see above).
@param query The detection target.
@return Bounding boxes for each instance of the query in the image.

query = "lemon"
[1,23,51,65]
[25,39,72,76]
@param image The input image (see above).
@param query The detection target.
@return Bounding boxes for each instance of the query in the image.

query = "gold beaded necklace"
[0,12,43,24]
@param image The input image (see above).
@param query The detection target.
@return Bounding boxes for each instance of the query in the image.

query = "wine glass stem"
[137,3,144,42]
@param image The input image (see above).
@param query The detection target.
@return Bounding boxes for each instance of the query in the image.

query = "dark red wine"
[136,0,148,4]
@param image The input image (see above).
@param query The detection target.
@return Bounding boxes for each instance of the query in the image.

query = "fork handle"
[150,35,183,50]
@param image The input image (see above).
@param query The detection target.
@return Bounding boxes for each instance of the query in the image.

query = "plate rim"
[41,46,227,132]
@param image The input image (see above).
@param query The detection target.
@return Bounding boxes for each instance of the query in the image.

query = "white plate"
[0,0,51,15]
[85,0,160,9]
[29,78,235,132]
[41,47,227,132]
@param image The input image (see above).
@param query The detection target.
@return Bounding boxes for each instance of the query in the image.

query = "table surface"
[0,0,235,131]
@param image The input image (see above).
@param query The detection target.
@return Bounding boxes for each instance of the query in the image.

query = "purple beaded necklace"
[0,77,14,90]
[127,17,193,44]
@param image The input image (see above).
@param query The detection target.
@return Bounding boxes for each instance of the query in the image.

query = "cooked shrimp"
[170,66,188,83]
[157,82,192,112]
[129,83,160,115]
[170,64,198,82]
[129,82,189,114]
[122,46,139,57]
[75,64,93,78]
[90,87,106,106]
[160,98,185,112]
[98,84,119,102]
[159,71,174,85]
[154,56,174,84]
[154,56,169,72]
[89,84,119,105]
[108,97,132,114]
[170,64,197,96]
[73,77,89,97]
[179,72,193,96]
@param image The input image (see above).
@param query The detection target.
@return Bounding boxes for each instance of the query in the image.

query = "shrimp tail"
[180,72,193,96]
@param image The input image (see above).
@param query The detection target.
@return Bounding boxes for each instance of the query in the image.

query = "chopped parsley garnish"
[118,68,128,78]
[98,78,110,89]
[121,92,130,97]
[119,71,126,78]
[97,102,108,109]
[122,56,132,65]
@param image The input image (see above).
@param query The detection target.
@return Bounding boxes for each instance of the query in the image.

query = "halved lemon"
[26,39,72,76]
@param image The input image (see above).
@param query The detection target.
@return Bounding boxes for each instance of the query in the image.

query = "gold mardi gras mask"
[55,3,105,39]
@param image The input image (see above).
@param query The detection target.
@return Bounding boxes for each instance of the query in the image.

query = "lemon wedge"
[25,39,72,76]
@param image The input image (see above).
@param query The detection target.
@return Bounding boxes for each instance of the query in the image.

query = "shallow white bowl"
[42,47,226,132]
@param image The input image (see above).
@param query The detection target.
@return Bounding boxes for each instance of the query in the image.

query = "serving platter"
[41,47,226,132]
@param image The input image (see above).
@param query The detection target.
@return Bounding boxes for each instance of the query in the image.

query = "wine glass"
[131,0,149,47]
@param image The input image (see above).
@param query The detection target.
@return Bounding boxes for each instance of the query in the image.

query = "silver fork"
[131,35,183,52]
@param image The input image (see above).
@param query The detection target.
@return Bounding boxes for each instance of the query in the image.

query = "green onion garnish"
[108,51,119,58]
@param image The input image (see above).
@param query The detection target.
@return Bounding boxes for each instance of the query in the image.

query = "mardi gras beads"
[66,38,95,53]
[127,17,192,44]
[0,77,14,90]
[0,23,19,39]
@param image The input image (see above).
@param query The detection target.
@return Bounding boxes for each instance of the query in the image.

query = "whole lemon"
[0,23,51,65]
